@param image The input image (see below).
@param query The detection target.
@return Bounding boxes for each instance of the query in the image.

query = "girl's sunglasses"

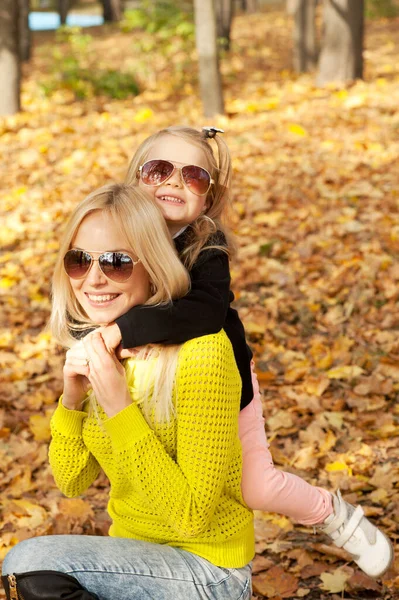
[64,249,139,283]
[139,159,214,196]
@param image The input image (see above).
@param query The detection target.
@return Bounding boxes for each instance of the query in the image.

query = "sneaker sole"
[365,530,395,579]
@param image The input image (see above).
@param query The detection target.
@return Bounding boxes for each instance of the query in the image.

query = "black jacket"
[116,229,253,410]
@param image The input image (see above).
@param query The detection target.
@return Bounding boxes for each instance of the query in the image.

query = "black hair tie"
[202,126,225,139]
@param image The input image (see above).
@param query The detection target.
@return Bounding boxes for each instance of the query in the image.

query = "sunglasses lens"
[181,165,211,195]
[64,250,91,279]
[99,252,134,282]
[141,160,174,186]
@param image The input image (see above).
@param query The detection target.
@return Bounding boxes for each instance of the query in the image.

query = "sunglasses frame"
[64,249,140,282]
[138,159,214,196]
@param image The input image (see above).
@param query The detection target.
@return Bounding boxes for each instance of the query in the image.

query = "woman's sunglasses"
[64,249,139,283]
[139,159,214,196]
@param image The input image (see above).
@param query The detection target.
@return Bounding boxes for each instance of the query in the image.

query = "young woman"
[1,184,254,600]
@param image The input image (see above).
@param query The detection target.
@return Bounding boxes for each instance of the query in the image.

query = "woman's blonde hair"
[50,183,190,423]
[124,126,236,270]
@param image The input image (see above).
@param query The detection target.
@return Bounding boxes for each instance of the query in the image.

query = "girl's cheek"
[138,179,157,199]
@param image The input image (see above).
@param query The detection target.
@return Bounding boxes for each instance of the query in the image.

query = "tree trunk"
[215,0,234,50]
[102,0,123,22]
[194,0,224,117]
[58,0,69,25]
[0,0,21,115]
[317,0,364,86]
[243,0,258,12]
[19,0,31,62]
[288,0,317,72]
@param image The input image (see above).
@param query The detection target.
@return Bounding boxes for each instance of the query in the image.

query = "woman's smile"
[84,292,121,307]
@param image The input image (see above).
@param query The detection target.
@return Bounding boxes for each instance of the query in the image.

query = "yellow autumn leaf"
[285,362,310,383]
[0,228,19,247]
[327,365,364,380]
[288,123,308,137]
[344,94,366,109]
[268,410,293,431]
[269,515,293,531]
[334,89,348,101]
[245,321,265,335]
[292,446,318,470]
[309,340,333,370]
[0,534,20,561]
[133,107,153,122]
[246,97,280,112]
[0,277,16,289]
[9,500,48,530]
[323,412,344,430]
[58,498,94,520]
[304,376,330,397]
[318,430,337,455]
[369,488,388,504]
[29,409,54,441]
[320,568,350,593]
[253,211,284,226]
[0,331,13,347]
[320,140,336,150]
[325,461,353,476]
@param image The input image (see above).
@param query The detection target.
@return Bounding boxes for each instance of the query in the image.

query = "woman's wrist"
[102,391,132,418]
[61,395,81,411]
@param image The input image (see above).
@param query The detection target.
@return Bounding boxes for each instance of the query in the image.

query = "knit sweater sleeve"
[49,401,101,497]
[103,332,241,538]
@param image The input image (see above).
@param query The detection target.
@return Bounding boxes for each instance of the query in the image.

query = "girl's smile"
[156,193,185,206]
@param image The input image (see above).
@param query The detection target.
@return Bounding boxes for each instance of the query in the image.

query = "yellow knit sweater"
[49,331,254,568]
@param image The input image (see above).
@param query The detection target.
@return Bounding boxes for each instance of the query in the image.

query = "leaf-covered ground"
[1,5,398,599]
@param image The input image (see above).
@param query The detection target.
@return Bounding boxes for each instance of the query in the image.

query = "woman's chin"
[84,305,123,325]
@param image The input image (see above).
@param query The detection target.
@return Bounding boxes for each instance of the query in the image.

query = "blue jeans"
[2,535,252,600]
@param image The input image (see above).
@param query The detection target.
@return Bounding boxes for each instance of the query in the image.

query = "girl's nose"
[166,169,183,188]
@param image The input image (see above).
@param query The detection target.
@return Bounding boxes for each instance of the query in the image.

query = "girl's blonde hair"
[50,183,190,423]
[124,126,236,270]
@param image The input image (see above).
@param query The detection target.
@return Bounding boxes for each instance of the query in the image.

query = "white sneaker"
[318,490,394,578]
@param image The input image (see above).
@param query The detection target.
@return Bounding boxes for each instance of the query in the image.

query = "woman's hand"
[83,332,132,418]
[62,341,91,410]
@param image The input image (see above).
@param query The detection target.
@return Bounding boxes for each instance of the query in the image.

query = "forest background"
[0,1,399,598]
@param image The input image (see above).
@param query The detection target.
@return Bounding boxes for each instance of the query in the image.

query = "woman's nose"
[86,261,107,285]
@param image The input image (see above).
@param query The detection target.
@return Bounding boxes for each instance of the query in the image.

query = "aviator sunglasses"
[64,249,139,283]
[139,159,214,196]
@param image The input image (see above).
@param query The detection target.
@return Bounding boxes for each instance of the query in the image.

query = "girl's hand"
[96,322,122,353]
[83,332,132,418]
[115,345,139,360]
[62,341,91,410]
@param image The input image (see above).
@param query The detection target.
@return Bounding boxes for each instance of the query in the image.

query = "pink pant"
[238,365,333,525]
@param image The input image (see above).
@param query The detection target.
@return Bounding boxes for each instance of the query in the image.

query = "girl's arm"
[49,401,101,497]
[102,331,241,537]
[115,247,232,348]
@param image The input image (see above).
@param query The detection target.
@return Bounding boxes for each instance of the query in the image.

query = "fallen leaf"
[252,565,299,598]
[320,567,351,593]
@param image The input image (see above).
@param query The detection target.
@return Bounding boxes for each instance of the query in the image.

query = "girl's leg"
[239,365,394,578]
[239,363,333,525]
[2,535,252,600]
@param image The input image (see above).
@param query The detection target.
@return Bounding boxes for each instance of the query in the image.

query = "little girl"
[101,125,393,579]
